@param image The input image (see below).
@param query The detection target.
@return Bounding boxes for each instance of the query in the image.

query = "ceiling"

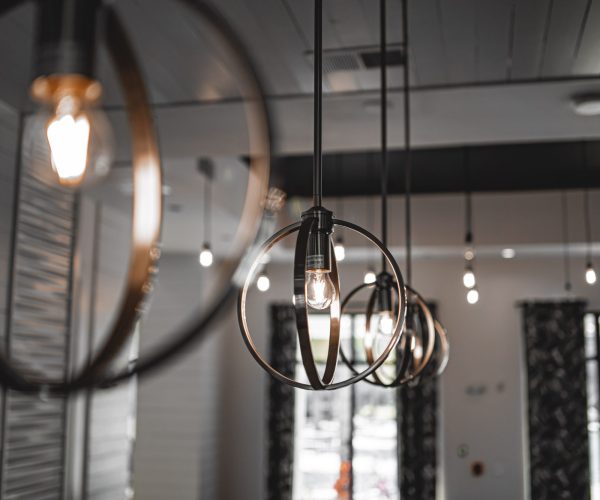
[1,0,600,254]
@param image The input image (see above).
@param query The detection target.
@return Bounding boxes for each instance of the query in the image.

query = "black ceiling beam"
[271,139,600,197]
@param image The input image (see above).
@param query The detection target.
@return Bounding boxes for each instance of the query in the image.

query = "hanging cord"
[561,190,572,292]
[201,161,212,244]
[337,155,344,221]
[464,149,473,246]
[313,0,323,207]
[380,0,388,272]
[583,142,593,266]
[401,0,412,285]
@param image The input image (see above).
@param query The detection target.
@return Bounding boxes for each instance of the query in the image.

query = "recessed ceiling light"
[501,248,516,259]
[572,94,600,116]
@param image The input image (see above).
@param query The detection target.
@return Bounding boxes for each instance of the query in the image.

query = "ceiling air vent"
[306,44,405,74]
[359,48,405,68]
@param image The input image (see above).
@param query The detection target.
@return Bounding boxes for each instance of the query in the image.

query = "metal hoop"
[238,218,407,391]
[433,319,450,377]
[339,282,436,388]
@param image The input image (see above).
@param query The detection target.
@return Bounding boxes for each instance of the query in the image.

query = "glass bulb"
[376,310,394,336]
[334,241,346,262]
[257,273,270,292]
[586,265,597,285]
[463,269,476,288]
[364,270,376,284]
[25,93,114,189]
[199,244,213,267]
[305,270,335,310]
[467,288,479,304]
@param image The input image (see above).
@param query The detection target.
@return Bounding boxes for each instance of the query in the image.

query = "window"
[292,313,400,500]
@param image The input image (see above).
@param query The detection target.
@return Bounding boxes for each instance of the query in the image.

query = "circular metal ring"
[238,218,407,391]
[0,0,272,392]
[433,319,450,377]
[340,282,436,388]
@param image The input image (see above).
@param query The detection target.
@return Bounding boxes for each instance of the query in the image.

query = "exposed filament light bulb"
[586,263,597,285]
[305,269,335,310]
[364,269,376,284]
[376,310,394,336]
[46,100,90,186]
[257,272,270,292]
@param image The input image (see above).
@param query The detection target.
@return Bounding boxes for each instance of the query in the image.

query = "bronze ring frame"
[238,218,407,391]
[339,282,436,387]
[433,319,450,377]
[0,0,271,393]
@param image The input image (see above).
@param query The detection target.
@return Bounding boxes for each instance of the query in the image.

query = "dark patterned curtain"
[397,304,438,500]
[267,304,297,500]
[522,300,590,500]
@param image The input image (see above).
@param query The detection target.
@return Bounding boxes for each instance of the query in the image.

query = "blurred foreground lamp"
[462,150,479,304]
[27,0,114,188]
[238,0,407,391]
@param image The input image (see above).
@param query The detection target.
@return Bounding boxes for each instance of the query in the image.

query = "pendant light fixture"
[463,149,479,304]
[338,0,447,387]
[238,0,407,391]
[198,159,214,268]
[0,0,273,393]
[562,190,573,293]
[582,143,597,285]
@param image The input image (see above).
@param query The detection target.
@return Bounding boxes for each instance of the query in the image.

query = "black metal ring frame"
[238,218,407,391]
[339,281,436,387]
[0,0,272,393]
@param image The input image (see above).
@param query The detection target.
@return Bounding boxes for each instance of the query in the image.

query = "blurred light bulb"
[376,310,394,336]
[334,240,346,262]
[501,248,516,259]
[586,264,597,285]
[464,247,475,261]
[257,273,270,292]
[467,288,479,304]
[305,270,335,310]
[199,244,213,267]
[364,269,376,284]
[47,112,90,185]
[463,269,476,288]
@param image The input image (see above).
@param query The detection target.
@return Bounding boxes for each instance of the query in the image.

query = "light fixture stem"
[380,0,388,272]
[561,191,572,292]
[204,170,211,244]
[313,0,323,207]
[464,148,473,245]
[583,142,593,265]
[402,0,412,285]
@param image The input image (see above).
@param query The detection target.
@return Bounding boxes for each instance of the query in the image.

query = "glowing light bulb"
[463,269,476,288]
[467,288,479,304]
[334,240,346,262]
[257,273,270,292]
[305,270,335,310]
[364,269,376,284]
[376,310,394,336]
[47,112,90,185]
[586,264,597,285]
[199,244,213,267]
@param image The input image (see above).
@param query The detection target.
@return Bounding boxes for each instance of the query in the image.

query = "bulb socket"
[33,0,101,96]
[375,272,393,313]
[303,206,333,271]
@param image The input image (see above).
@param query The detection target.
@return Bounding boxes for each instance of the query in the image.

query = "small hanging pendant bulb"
[364,269,377,284]
[334,236,346,262]
[256,271,270,292]
[463,267,476,289]
[199,243,213,267]
[586,262,597,285]
[466,287,479,305]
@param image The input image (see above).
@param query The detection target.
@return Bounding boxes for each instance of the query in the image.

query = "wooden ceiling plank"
[474,0,513,82]
[540,0,589,77]
[439,0,478,84]
[510,0,550,79]
[572,0,600,74]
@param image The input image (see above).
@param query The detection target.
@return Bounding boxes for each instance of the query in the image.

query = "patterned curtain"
[397,304,439,500]
[267,304,297,500]
[522,300,590,500]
